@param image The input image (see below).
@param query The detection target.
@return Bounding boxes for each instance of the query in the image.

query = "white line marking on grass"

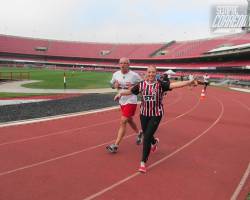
[82,97,224,200]
[230,162,250,200]
[0,95,200,177]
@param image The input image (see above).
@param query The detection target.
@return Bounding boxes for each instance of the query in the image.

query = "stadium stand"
[154,32,250,59]
[0,32,250,70]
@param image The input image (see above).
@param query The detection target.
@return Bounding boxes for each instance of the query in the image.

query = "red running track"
[0,87,249,200]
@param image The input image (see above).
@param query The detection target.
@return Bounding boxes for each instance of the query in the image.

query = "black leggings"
[140,115,162,163]
[204,82,209,91]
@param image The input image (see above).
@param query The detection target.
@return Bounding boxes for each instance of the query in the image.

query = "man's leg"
[124,104,143,145]
[127,117,139,133]
[128,117,144,145]
[114,116,129,146]
[106,116,128,153]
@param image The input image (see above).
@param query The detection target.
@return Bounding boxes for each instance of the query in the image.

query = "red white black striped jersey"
[131,80,170,116]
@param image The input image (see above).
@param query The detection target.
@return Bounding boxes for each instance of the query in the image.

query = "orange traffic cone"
[200,89,206,100]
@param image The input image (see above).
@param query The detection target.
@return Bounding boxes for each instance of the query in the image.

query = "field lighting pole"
[63,72,66,89]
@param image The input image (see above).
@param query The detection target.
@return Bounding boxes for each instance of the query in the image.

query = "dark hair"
[162,74,170,82]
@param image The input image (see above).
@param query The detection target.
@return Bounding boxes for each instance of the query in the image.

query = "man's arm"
[114,83,139,101]
[110,73,120,89]
[110,80,119,89]
[114,89,132,101]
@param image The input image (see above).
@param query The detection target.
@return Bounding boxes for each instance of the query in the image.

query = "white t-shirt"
[111,70,141,105]
[188,74,194,81]
[203,75,210,83]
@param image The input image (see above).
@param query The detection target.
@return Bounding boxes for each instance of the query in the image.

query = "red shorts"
[120,104,137,118]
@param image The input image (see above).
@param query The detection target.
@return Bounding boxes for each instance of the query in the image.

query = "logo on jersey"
[143,95,156,101]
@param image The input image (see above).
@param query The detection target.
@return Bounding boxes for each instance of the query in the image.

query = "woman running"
[114,66,197,173]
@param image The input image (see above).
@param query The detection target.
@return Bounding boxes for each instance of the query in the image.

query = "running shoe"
[136,131,143,145]
[138,162,146,173]
[106,144,118,153]
[151,138,159,153]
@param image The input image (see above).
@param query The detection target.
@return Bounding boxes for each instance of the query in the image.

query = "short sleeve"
[160,80,170,92]
[110,73,115,84]
[135,73,142,83]
[131,83,140,95]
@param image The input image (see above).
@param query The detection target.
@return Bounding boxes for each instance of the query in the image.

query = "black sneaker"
[106,144,118,153]
[136,131,143,145]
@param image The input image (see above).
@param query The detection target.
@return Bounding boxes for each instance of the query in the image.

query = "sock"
[138,130,143,136]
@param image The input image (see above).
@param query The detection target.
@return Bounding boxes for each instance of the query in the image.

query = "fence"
[0,72,30,80]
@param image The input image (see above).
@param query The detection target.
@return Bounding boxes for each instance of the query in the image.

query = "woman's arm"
[170,80,197,89]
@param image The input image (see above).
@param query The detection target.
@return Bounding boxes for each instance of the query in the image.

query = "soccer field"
[0,67,113,89]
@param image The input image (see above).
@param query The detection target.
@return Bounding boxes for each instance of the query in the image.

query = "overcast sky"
[0,0,248,43]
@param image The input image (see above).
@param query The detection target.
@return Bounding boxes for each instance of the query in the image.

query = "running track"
[0,86,249,200]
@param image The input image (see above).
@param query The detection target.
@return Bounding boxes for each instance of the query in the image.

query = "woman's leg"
[140,116,162,139]
[141,116,162,163]
[140,115,149,134]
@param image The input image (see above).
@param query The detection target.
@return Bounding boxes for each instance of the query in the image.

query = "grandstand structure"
[247,0,250,31]
[0,32,250,80]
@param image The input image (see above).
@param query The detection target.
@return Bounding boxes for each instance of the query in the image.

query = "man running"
[106,57,142,153]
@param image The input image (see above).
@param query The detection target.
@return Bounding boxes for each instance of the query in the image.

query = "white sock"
[140,161,145,166]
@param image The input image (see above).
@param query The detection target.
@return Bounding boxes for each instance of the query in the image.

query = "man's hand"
[113,80,120,89]
[114,93,121,101]
[126,82,132,89]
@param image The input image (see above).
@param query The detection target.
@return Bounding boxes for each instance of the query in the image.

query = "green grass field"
[0,92,58,98]
[0,67,112,89]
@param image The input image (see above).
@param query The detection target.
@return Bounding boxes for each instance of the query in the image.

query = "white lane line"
[0,90,184,146]
[0,95,200,177]
[0,132,138,177]
[164,90,183,107]
[230,162,250,200]
[230,87,250,93]
[0,137,115,177]
[0,118,120,147]
[0,89,184,128]
[232,99,250,111]
[0,106,119,128]
[0,90,183,129]
[161,94,200,124]
[82,97,224,200]
[230,99,250,200]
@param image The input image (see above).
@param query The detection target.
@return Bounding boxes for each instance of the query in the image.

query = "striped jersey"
[131,80,170,116]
